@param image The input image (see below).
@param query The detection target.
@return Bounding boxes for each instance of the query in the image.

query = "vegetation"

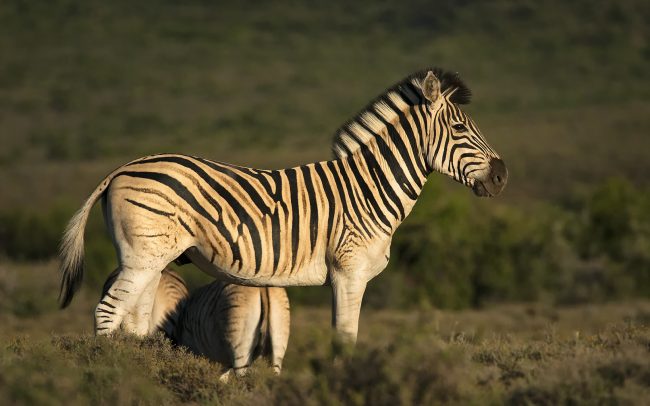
[1,0,649,204]
[1,264,649,405]
[4,323,649,405]
[1,176,647,309]
[0,0,648,403]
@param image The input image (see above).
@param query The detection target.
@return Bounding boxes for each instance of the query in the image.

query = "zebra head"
[419,70,507,197]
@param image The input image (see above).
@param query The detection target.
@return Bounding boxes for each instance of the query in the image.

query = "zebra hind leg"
[94,264,163,336]
[122,270,163,335]
[221,286,262,378]
[218,369,233,383]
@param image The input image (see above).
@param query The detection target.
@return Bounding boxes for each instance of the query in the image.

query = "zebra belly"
[184,247,328,287]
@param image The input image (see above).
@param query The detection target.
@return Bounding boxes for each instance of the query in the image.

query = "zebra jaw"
[472,181,493,197]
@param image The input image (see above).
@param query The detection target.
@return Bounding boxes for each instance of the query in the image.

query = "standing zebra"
[59,68,507,343]
[101,268,290,377]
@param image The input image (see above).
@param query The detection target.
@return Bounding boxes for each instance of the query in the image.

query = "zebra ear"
[422,71,440,103]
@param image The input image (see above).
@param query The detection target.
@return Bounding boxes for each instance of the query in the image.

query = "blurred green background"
[0,0,649,311]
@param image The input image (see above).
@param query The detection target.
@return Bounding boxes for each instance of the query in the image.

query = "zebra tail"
[58,173,116,308]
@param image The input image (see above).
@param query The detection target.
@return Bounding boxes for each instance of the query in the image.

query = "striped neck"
[334,107,432,234]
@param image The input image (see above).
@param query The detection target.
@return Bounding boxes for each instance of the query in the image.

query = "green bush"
[0,205,115,292]
[0,178,647,309]
[0,205,70,261]
[371,177,650,309]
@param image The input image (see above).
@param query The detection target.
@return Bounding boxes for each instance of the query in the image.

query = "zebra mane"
[332,67,471,158]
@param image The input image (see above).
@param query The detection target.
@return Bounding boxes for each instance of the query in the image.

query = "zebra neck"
[334,135,429,234]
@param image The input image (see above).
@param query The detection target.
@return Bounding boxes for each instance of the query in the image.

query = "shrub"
[0,205,70,261]
[0,177,647,309]
[370,177,650,309]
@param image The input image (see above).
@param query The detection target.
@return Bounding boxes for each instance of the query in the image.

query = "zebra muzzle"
[473,158,508,197]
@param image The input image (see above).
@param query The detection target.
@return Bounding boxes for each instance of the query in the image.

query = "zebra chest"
[335,236,392,281]
[363,239,392,279]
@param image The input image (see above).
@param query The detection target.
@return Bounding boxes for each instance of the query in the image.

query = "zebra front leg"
[330,272,367,348]
[268,287,291,374]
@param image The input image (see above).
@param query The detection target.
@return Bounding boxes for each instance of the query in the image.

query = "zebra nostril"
[489,158,507,189]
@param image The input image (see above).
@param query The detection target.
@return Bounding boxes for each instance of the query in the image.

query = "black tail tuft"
[58,258,84,308]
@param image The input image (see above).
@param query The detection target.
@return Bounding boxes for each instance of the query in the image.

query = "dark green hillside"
[1,0,648,194]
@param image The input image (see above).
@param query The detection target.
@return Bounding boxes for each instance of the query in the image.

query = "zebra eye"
[452,123,467,132]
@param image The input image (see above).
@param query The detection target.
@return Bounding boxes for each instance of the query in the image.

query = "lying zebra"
[101,268,290,377]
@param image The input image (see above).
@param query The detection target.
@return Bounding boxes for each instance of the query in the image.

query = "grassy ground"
[2,299,649,405]
[1,261,649,405]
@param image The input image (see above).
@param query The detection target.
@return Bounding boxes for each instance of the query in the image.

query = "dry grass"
[2,305,648,405]
[1,261,649,405]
